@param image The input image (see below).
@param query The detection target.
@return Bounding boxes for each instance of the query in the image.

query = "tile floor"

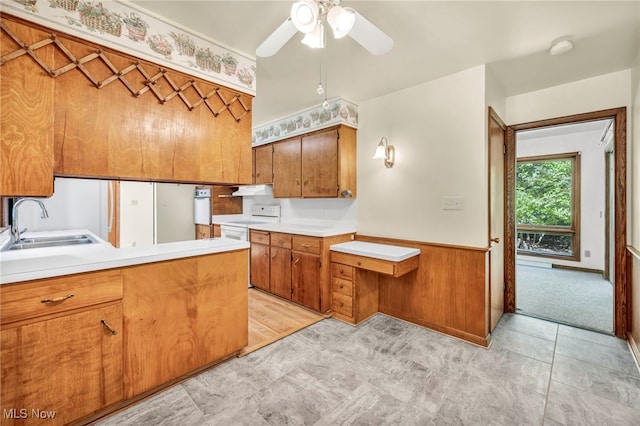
[98,313,640,425]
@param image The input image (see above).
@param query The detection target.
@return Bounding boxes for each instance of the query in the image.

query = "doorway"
[505,107,628,338]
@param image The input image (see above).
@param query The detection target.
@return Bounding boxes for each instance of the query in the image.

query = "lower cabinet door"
[250,243,270,291]
[270,246,292,299]
[292,251,321,311]
[1,303,123,426]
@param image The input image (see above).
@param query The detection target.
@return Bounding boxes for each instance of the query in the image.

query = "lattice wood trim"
[0,20,251,122]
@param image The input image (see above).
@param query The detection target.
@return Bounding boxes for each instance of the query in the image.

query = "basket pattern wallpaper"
[2,0,256,95]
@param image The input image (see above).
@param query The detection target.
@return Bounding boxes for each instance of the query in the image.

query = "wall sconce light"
[372,137,395,168]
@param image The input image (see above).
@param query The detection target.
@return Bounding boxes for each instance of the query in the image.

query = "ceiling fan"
[256,0,393,57]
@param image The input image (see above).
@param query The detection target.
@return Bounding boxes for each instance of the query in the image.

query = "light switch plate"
[442,196,463,210]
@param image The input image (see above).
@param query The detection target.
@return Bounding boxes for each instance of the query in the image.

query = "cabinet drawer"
[1,269,123,325]
[250,230,270,244]
[332,277,353,297]
[332,292,353,317]
[271,232,292,249]
[331,262,354,279]
[330,252,395,276]
[292,235,321,254]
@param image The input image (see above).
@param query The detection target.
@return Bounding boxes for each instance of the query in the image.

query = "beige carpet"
[516,265,613,334]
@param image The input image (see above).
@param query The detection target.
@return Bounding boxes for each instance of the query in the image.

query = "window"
[516,152,580,260]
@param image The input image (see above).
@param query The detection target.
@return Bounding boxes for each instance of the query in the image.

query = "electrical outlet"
[585,250,591,258]
[442,196,463,210]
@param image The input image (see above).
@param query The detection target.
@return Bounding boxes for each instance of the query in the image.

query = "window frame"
[516,151,581,261]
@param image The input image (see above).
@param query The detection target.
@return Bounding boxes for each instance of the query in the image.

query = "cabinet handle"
[271,253,276,260]
[339,269,344,273]
[339,302,344,307]
[264,252,269,258]
[293,258,300,267]
[279,240,285,244]
[256,172,261,177]
[101,319,118,335]
[301,243,310,248]
[303,179,309,186]
[357,261,362,266]
[41,293,74,304]
[295,179,300,186]
[339,283,344,289]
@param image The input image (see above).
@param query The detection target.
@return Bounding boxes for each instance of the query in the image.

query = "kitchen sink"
[2,234,98,251]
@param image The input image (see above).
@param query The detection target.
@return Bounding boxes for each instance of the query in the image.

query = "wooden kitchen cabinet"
[0,19,54,196]
[0,270,124,425]
[250,230,270,291]
[196,224,212,239]
[272,125,357,198]
[253,144,273,184]
[270,232,292,299]
[291,235,322,311]
[250,230,353,313]
[122,251,248,398]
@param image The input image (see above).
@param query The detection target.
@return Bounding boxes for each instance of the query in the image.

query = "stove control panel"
[251,205,281,219]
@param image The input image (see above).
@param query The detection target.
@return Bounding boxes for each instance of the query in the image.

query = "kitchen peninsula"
[0,230,249,425]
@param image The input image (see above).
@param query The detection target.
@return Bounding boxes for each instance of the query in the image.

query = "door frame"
[488,107,506,332]
[505,107,627,338]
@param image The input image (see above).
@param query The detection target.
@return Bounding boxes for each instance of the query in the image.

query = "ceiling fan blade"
[348,11,393,56]
[256,18,298,57]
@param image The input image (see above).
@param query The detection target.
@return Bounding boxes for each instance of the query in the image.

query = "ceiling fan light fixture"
[327,6,355,39]
[301,21,325,48]
[291,0,319,33]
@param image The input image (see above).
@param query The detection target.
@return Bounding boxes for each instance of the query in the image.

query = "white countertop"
[212,215,356,237]
[0,229,249,285]
[330,241,420,262]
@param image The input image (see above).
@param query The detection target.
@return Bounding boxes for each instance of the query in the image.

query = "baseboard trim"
[552,264,604,275]
[628,333,640,374]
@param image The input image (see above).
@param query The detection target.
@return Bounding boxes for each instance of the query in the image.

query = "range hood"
[231,184,273,197]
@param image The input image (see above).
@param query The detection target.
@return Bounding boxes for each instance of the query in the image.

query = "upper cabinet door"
[302,129,338,197]
[273,137,302,198]
[254,144,273,184]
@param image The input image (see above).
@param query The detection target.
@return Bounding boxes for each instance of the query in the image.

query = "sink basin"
[2,234,98,251]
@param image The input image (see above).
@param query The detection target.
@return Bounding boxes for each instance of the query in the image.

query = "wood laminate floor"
[240,288,327,356]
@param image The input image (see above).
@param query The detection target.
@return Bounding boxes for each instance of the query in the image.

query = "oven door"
[220,224,248,241]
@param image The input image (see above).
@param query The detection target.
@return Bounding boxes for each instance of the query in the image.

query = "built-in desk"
[329,241,421,324]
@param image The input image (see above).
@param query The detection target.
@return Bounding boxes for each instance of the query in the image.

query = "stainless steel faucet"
[11,198,49,243]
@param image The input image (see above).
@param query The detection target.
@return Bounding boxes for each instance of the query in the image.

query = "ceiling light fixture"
[372,137,395,168]
[549,38,573,56]
[301,21,325,49]
[327,6,355,39]
[257,0,393,57]
[291,0,319,33]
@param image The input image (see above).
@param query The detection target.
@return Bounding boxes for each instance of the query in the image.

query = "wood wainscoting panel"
[357,235,489,346]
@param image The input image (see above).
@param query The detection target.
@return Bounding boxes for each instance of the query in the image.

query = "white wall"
[155,183,196,243]
[356,65,488,247]
[505,70,632,125]
[517,128,606,270]
[14,177,108,239]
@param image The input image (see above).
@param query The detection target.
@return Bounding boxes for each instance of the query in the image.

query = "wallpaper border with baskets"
[252,98,358,146]
[0,0,256,96]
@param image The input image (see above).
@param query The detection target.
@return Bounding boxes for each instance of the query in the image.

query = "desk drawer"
[332,277,353,297]
[331,263,353,280]
[1,270,123,325]
[332,292,353,317]
[331,252,395,275]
